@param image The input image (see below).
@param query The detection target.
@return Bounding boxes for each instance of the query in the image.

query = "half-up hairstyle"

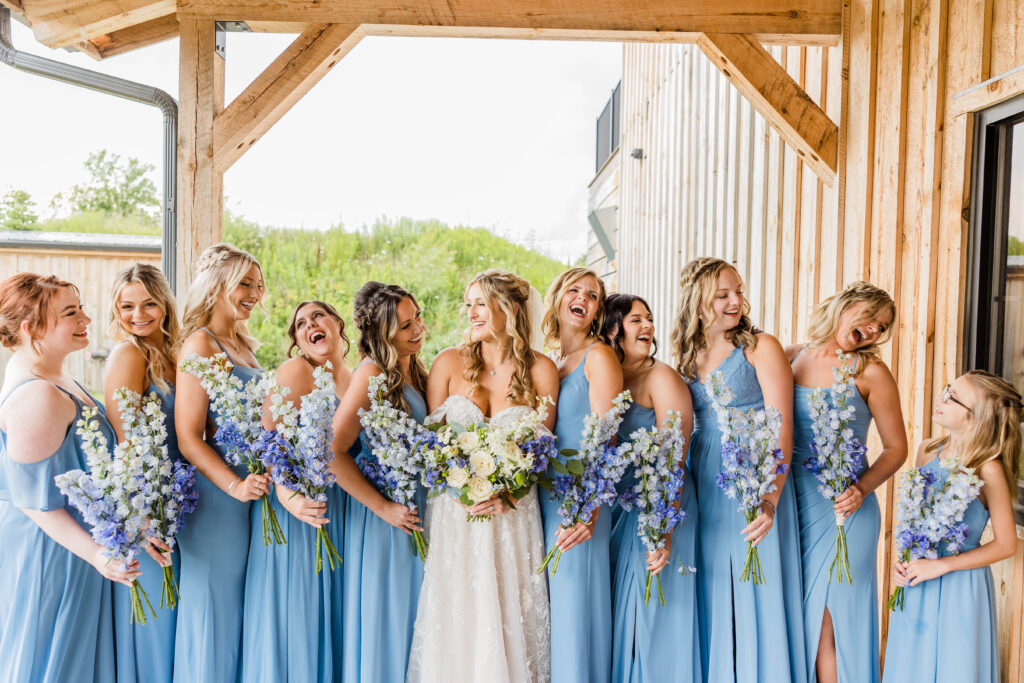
[671,257,757,380]
[353,282,428,413]
[287,300,350,359]
[179,243,263,355]
[806,281,896,376]
[926,370,1023,493]
[461,269,537,407]
[0,272,79,353]
[542,267,607,352]
[109,264,180,392]
[602,293,657,364]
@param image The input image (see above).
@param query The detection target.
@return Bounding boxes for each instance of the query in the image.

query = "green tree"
[0,188,40,231]
[54,150,159,219]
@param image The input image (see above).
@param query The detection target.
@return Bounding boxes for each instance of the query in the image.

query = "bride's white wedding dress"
[406,395,551,683]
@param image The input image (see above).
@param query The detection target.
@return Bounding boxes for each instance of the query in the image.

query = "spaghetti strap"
[0,378,44,407]
[200,327,238,365]
[790,344,807,365]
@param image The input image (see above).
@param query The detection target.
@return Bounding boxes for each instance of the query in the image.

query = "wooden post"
[177,17,224,294]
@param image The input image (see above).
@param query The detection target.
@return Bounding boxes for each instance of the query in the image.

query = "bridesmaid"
[539,267,623,683]
[883,371,1021,683]
[0,273,133,682]
[602,293,700,683]
[333,282,430,683]
[671,257,806,683]
[786,282,906,683]
[173,243,269,683]
[105,264,182,683]
[241,300,353,682]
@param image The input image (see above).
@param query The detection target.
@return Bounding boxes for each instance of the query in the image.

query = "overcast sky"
[0,20,622,260]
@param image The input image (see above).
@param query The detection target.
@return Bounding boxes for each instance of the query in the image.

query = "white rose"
[457,430,481,452]
[467,476,494,503]
[491,438,524,467]
[447,466,470,489]
[469,450,497,477]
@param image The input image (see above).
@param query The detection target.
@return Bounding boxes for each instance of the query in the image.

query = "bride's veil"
[526,285,545,352]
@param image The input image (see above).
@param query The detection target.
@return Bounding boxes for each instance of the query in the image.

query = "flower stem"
[160,565,179,610]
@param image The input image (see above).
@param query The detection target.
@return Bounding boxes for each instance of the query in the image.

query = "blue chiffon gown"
[609,404,700,683]
[791,356,880,683]
[687,345,807,683]
[882,454,999,683]
[241,392,345,683]
[0,379,116,683]
[540,346,613,683]
[342,383,428,682]
[173,330,261,683]
[114,376,182,683]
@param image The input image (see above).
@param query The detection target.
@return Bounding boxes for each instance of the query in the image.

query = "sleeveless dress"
[0,379,117,683]
[687,345,807,683]
[114,374,182,683]
[881,455,999,683]
[407,395,551,683]
[609,403,701,683]
[342,382,428,683]
[174,329,261,683]
[540,347,613,683]
[240,392,345,683]
[790,349,880,683]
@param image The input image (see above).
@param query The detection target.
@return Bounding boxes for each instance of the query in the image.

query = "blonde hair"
[671,257,757,380]
[109,264,180,392]
[352,282,428,413]
[461,269,537,407]
[179,243,263,355]
[541,267,607,352]
[806,281,896,375]
[927,370,1023,493]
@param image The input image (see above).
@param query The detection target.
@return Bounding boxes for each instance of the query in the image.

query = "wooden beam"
[92,14,179,58]
[177,0,842,43]
[698,32,838,185]
[212,23,362,173]
[29,0,174,49]
[177,17,224,293]
[950,63,1024,117]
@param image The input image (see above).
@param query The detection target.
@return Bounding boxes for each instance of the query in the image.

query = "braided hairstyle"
[460,269,537,407]
[353,282,428,412]
[179,243,263,355]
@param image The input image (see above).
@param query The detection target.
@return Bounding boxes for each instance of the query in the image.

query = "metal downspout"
[0,6,178,288]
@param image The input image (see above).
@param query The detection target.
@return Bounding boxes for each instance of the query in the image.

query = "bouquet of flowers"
[180,353,284,546]
[707,373,788,584]
[802,351,868,584]
[617,412,695,605]
[886,456,983,611]
[538,391,633,576]
[254,363,342,573]
[110,388,199,609]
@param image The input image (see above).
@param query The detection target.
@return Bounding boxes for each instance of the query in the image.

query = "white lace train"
[406,396,551,683]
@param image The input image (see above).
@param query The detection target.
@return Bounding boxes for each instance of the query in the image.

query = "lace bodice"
[427,395,545,432]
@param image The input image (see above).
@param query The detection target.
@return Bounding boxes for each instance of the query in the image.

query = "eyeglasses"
[941,384,971,413]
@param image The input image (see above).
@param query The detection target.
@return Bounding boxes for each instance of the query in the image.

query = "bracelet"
[761,499,777,516]
[227,477,242,492]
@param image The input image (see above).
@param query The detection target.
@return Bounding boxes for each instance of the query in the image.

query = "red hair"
[0,272,79,350]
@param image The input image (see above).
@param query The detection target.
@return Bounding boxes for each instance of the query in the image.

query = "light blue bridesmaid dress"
[341,381,428,683]
[687,345,807,683]
[0,378,116,683]
[173,329,261,683]
[609,403,700,683]
[881,453,999,683]
[791,349,880,683]
[540,345,613,683]
[114,373,182,683]
[240,390,344,683]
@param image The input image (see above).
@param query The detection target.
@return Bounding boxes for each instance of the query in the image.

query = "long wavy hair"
[179,243,263,355]
[353,282,428,412]
[541,267,607,352]
[806,281,896,376]
[671,257,758,380]
[109,264,180,392]
[602,293,657,365]
[926,370,1023,492]
[286,300,350,360]
[461,269,537,407]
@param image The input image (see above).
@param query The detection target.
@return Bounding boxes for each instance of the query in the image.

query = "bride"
[407,269,560,683]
